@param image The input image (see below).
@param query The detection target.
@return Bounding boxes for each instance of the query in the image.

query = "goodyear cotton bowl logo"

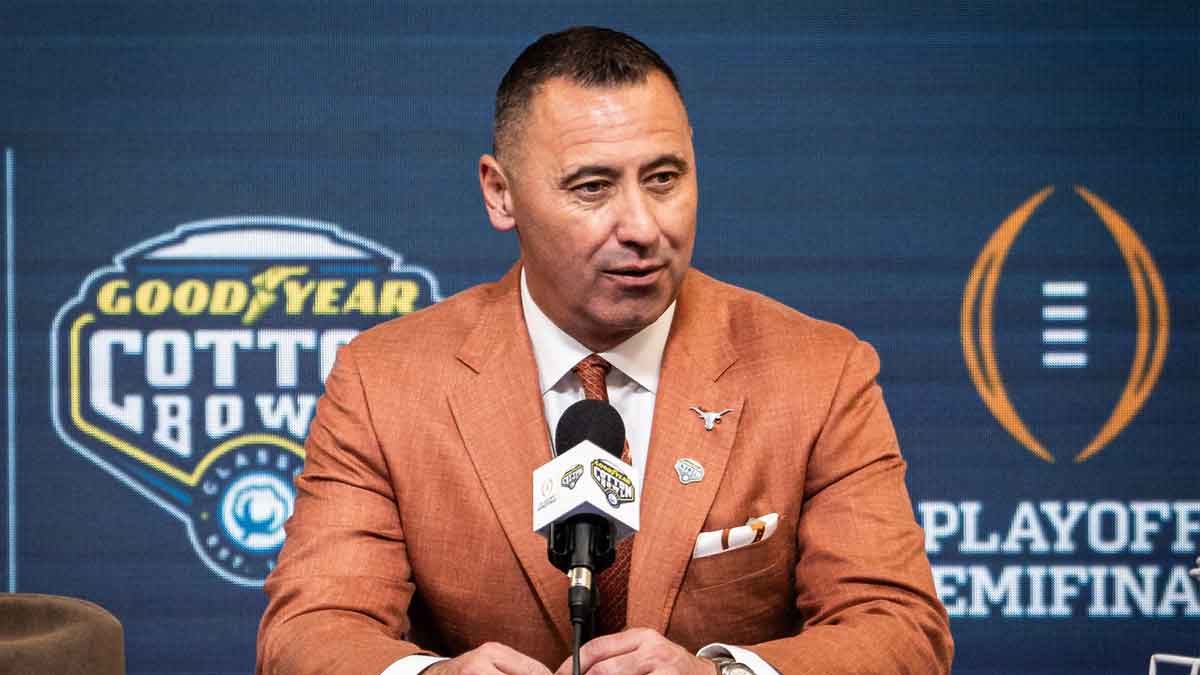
[961,186,1169,463]
[590,459,635,507]
[50,217,441,586]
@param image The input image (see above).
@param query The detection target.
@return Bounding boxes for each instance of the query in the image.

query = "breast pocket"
[670,540,795,648]
[682,528,787,591]
[684,512,785,590]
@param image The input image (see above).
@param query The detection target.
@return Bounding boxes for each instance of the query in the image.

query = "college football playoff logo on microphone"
[50,216,441,586]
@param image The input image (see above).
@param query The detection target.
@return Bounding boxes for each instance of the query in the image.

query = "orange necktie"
[571,354,633,634]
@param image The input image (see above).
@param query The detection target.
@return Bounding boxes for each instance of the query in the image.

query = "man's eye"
[573,181,608,197]
[646,172,678,189]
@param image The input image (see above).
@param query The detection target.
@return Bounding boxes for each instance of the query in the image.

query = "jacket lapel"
[627,272,744,633]
[445,268,743,642]
[445,266,573,648]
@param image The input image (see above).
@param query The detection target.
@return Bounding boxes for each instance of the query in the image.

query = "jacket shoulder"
[687,270,862,356]
[342,279,500,363]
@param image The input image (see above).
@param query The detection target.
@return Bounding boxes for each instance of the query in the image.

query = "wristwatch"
[709,656,755,674]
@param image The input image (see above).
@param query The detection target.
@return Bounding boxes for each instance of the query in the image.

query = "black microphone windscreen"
[554,399,626,458]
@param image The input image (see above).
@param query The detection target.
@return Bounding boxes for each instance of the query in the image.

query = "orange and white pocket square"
[692,513,780,559]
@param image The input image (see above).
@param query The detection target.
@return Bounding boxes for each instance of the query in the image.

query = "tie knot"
[573,354,612,401]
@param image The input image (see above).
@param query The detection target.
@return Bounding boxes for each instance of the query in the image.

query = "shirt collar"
[520,268,675,395]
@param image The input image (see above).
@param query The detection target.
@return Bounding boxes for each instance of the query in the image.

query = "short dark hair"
[493,26,682,159]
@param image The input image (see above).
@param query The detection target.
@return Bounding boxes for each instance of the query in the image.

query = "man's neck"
[519,268,675,397]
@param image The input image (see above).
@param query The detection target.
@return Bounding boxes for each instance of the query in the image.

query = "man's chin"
[590,302,670,337]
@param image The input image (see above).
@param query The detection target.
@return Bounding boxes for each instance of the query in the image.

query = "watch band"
[709,655,754,675]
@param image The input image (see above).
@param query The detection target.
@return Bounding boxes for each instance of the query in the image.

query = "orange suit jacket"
[257,265,953,674]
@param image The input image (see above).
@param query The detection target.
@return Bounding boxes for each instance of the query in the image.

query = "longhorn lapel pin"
[689,406,734,431]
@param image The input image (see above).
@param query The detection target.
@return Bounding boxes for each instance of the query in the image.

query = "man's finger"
[435,641,553,675]
[558,628,651,675]
[482,642,553,675]
[494,654,554,675]
[583,649,660,675]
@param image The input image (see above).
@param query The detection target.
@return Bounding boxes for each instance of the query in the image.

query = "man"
[257,27,953,675]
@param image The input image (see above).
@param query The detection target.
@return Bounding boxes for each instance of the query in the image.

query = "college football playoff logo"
[961,186,1168,463]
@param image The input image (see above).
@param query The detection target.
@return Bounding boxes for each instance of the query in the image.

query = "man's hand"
[554,628,713,675]
[424,642,553,675]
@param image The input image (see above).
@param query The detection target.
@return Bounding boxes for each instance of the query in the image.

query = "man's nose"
[613,188,659,249]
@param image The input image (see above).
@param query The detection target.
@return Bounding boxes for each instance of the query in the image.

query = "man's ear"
[479,154,516,232]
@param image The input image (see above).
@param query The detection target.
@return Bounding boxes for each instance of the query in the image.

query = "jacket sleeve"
[256,344,433,674]
[750,340,954,674]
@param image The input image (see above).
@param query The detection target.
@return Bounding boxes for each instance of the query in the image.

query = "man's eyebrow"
[641,154,690,175]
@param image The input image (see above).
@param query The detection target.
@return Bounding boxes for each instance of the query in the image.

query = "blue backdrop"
[2,3,1198,673]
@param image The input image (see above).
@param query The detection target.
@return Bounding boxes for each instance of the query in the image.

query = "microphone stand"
[572,616,584,675]
[568,573,593,675]
[553,516,612,675]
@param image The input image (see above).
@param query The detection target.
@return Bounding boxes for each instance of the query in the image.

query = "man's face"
[486,72,698,352]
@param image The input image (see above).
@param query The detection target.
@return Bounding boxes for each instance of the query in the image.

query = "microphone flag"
[532,440,640,541]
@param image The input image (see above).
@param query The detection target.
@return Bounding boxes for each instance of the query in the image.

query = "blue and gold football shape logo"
[50,217,442,586]
[961,186,1169,463]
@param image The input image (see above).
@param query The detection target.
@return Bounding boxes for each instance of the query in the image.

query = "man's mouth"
[605,264,664,278]
[601,264,666,289]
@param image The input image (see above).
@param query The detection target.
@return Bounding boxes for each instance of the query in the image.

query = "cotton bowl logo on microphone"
[50,217,441,587]
[591,459,635,507]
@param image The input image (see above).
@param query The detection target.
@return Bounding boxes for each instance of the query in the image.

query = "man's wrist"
[697,644,777,675]
[416,659,450,674]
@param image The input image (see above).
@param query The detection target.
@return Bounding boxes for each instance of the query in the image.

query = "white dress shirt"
[382,271,777,675]
[521,269,672,483]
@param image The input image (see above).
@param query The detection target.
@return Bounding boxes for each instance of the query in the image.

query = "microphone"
[532,399,640,647]
[553,399,626,464]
